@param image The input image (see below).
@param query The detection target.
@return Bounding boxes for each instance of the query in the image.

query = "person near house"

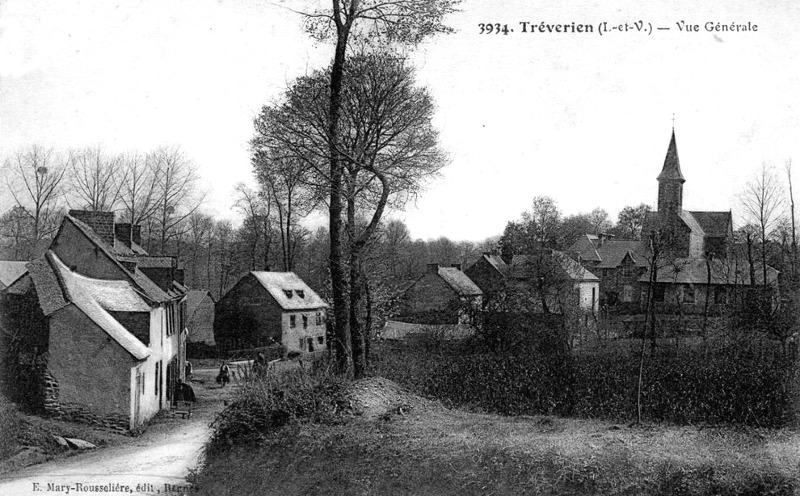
[216,362,230,386]
[252,352,266,378]
[184,361,193,381]
[174,379,196,403]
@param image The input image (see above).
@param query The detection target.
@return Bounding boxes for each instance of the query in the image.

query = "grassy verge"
[195,400,798,495]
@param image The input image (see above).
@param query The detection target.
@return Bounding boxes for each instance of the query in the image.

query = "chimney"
[427,263,440,275]
[451,263,462,271]
[115,223,133,248]
[69,210,115,247]
[131,225,142,246]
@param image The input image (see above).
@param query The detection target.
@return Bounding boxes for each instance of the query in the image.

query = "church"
[571,129,778,315]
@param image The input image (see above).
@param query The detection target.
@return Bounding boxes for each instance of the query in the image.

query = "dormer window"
[283,290,293,299]
[296,290,305,298]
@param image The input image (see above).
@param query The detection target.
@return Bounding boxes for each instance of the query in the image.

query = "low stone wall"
[43,371,130,434]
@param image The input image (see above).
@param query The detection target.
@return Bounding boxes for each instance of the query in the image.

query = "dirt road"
[0,369,232,496]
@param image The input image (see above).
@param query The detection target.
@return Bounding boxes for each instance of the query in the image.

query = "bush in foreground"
[206,360,349,454]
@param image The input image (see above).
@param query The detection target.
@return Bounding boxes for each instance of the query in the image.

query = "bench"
[172,401,193,419]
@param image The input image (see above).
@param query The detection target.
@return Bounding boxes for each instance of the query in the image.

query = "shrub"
[207,360,349,454]
[372,336,796,426]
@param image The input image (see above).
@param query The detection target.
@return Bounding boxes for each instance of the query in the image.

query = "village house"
[568,234,649,307]
[570,130,777,314]
[399,263,483,324]
[467,251,599,317]
[214,272,328,356]
[0,210,188,431]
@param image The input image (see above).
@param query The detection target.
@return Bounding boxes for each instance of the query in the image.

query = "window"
[683,284,695,303]
[289,315,296,328]
[298,338,305,350]
[622,285,633,302]
[296,290,305,298]
[316,313,323,325]
[317,336,324,345]
[621,264,634,278]
[284,290,293,299]
[302,315,308,329]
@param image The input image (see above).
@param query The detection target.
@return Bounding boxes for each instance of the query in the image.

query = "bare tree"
[4,145,67,254]
[739,164,784,297]
[589,207,611,235]
[233,183,274,271]
[118,152,162,225]
[66,145,126,211]
[616,203,652,240]
[150,146,206,254]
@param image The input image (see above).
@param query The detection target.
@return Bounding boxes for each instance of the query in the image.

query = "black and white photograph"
[1,0,799,494]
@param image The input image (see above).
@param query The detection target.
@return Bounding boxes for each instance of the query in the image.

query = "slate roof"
[438,267,483,296]
[689,211,732,237]
[638,258,779,286]
[551,251,600,282]
[185,289,213,316]
[679,211,705,236]
[567,235,602,263]
[0,261,28,289]
[510,253,600,282]
[483,254,509,273]
[29,252,150,360]
[62,215,172,303]
[657,130,685,182]
[250,272,328,311]
[131,256,177,269]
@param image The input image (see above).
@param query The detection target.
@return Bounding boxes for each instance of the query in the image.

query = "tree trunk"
[328,16,352,372]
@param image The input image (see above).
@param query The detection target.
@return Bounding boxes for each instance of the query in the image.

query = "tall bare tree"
[233,183,274,271]
[118,151,162,225]
[66,145,126,211]
[4,145,67,254]
[739,164,784,295]
[150,146,206,254]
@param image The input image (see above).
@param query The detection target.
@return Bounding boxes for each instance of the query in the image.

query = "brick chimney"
[69,210,115,247]
[131,225,142,246]
[115,223,133,248]
[427,263,440,275]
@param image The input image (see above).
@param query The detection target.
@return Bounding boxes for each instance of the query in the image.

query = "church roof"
[657,130,685,183]
[689,211,732,237]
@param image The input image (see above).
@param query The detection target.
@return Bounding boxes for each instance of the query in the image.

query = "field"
[194,376,799,496]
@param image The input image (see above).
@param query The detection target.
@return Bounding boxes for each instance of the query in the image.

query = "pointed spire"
[657,129,685,183]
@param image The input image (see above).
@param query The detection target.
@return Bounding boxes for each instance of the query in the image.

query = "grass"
[195,399,799,495]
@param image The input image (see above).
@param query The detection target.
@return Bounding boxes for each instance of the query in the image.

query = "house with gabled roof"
[214,272,328,355]
[399,263,483,324]
[1,210,189,431]
[568,234,649,306]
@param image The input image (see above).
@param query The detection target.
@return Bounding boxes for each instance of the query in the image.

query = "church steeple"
[657,129,685,215]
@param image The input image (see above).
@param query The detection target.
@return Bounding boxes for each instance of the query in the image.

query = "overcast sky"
[1,0,798,242]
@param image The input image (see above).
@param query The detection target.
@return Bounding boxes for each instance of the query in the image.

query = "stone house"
[400,263,483,324]
[568,234,649,307]
[214,272,328,355]
[466,251,600,316]
[1,210,188,431]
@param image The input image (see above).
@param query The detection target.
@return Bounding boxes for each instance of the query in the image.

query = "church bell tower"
[657,129,685,217]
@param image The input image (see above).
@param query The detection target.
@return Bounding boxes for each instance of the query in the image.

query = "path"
[0,369,231,496]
